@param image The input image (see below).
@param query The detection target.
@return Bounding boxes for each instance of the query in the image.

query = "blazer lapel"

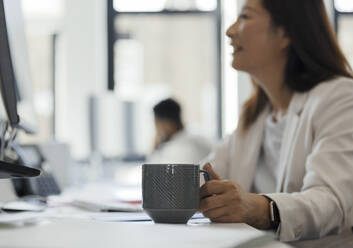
[235,107,269,191]
[276,92,309,192]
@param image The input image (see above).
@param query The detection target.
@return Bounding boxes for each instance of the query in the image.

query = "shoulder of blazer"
[301,77,353,110]
[303,77,353,129]
[307,77,353,99]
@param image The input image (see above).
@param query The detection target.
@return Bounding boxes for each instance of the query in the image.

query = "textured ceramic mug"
[142,164,211,224]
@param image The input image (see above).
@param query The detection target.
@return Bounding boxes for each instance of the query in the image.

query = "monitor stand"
[0,160,40,179]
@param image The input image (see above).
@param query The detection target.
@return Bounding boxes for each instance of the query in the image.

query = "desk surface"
[0,217,290,248]
[0,182,292,248]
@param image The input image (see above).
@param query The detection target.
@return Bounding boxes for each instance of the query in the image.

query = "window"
[107,0,222,157]
[337,16,353,67]
[335,0,353,68]
[113,0,217,12]
[18,0,63,143]
[22,0,63,18]
[222,0,238,135]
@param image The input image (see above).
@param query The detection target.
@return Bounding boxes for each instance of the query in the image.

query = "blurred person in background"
[199,0,353,243]
[147,98,211,164]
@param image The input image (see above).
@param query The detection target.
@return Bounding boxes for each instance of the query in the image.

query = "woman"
[199,0,353,242]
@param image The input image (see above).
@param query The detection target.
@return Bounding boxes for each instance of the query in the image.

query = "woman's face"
[226,0,289,75]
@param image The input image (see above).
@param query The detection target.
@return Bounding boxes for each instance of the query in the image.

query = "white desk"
[0,179,292,248]
[0,181,293,248]
[0,217,291,248]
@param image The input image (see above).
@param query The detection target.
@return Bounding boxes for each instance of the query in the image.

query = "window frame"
[334,0,353,32]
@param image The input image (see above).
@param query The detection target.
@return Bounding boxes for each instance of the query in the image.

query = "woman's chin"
[232,61,247,72]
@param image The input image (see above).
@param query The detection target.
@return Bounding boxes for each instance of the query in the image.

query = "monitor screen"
[0,0,19,127]
[0,0,37,131]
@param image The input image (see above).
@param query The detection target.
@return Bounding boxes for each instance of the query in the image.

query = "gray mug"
[142,164,211,224]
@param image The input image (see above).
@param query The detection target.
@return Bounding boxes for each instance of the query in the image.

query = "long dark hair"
[240,0,353,132]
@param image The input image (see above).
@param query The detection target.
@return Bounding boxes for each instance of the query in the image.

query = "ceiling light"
[114,0,166,12]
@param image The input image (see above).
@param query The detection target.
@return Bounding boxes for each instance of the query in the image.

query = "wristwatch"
[263,195,281,230]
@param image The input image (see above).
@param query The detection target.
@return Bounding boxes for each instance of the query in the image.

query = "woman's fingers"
[203,163,221,180]
[200,180,225,197]
[200,180,237,197]
[211,215,235,223]
[203,206,230,220]
[199,194,228,212]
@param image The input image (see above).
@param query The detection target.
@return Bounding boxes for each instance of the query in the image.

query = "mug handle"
[200,170,212,182]
[200,170,212,200]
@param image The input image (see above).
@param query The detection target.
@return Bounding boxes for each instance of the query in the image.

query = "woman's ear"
[277,27,291,49]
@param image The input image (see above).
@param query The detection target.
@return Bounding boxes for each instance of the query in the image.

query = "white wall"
[222,0,239,135]
[221,0,251,136]
[324,0,334,23]
[56,0,107,158]
[236,0,252,121]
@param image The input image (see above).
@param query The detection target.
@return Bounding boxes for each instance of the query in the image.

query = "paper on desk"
[90,211,151,222]
[91,211,206,222]
[0,210,145,225]
[0,212,45,225]
[71,199,143,212]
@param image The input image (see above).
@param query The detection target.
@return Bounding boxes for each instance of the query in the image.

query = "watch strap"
[263,195,280,230]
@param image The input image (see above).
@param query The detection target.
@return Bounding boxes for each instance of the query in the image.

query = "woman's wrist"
[247,193,271,230]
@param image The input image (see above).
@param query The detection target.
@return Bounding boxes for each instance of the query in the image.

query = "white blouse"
[252,111,287,194]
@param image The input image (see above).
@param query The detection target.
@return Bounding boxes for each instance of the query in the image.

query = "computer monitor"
[0,0,19,127]
[0,0,37,134]
[3,0,37,132]
[0,0,40,178]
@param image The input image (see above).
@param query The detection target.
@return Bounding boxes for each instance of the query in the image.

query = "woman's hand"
[199,163,271,230]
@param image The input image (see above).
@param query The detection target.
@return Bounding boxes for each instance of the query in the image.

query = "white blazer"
[206,77,353,242]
